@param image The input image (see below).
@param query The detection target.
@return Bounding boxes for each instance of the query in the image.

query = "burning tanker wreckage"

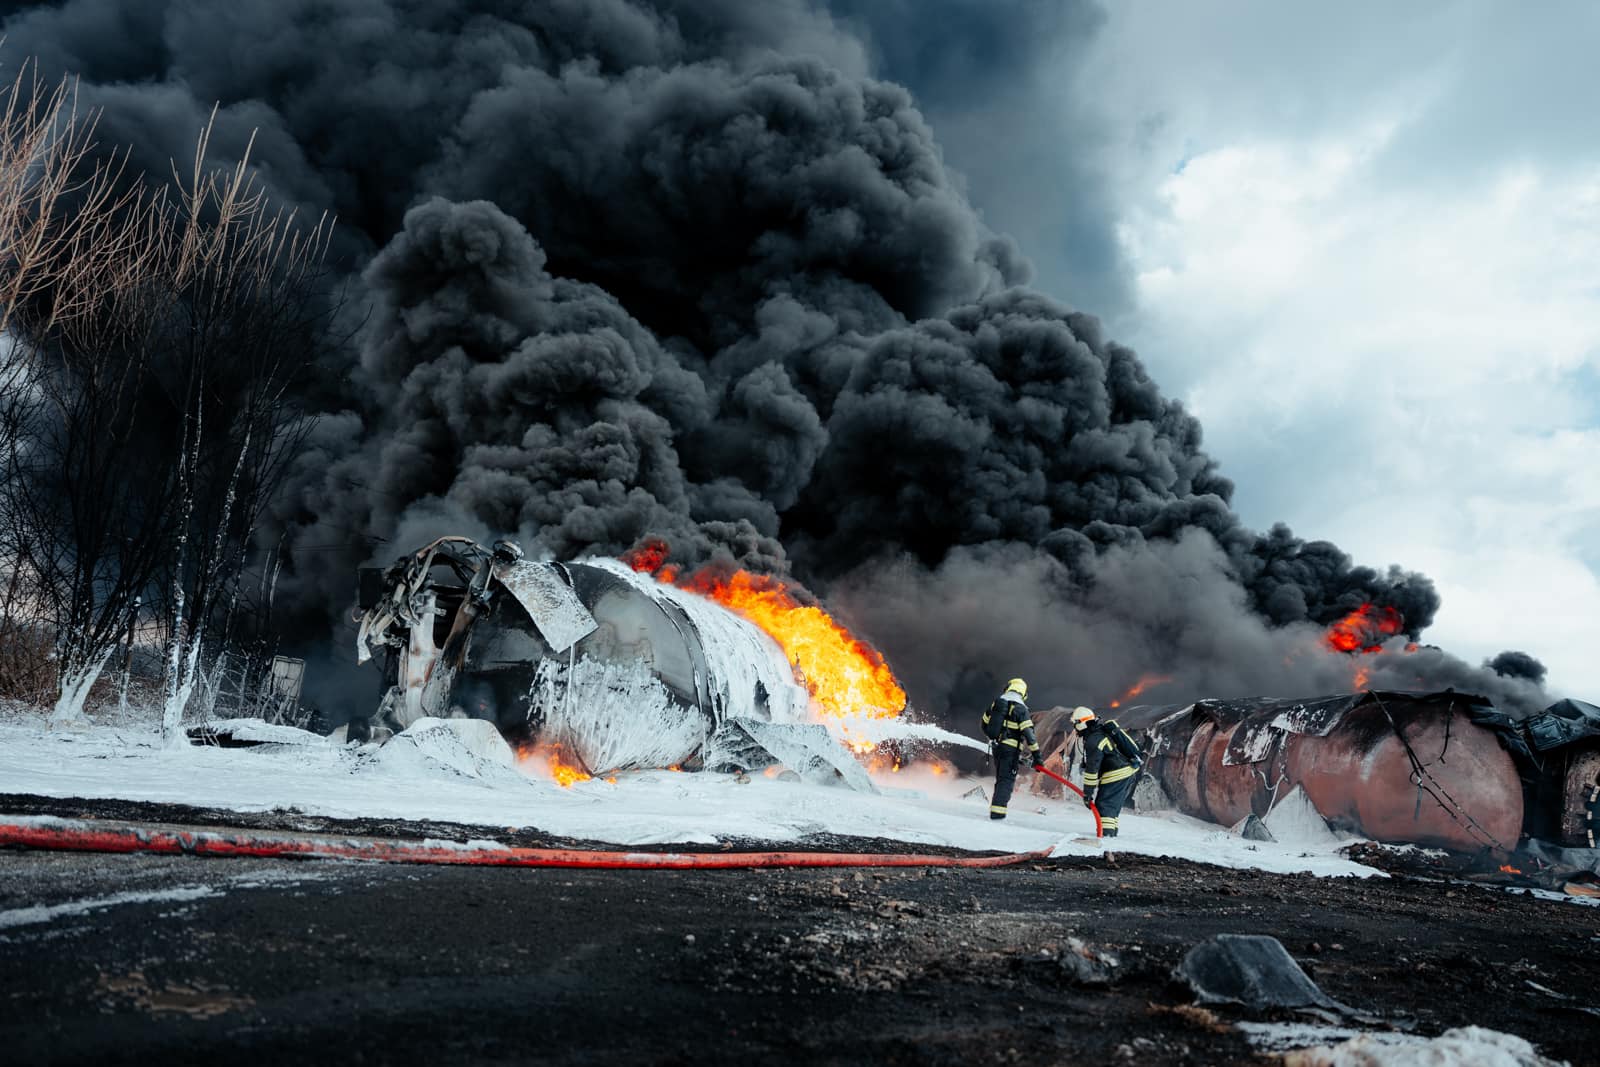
[1029,691,1600,886]
[316,534,1600,879]
[344,535,920,791]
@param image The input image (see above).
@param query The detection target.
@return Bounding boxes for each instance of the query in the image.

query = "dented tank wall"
[1033,696,1524,853]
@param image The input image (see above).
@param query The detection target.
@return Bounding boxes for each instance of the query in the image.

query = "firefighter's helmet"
[1005,677,1028,700]
[1071,706,1095,729]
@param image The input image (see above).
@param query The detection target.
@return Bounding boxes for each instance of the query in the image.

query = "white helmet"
[1070,706,1095,729]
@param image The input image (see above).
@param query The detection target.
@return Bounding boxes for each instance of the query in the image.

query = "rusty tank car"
[1031,690,1599,854]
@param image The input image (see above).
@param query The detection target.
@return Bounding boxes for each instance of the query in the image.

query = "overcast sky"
[889,1,1600,699]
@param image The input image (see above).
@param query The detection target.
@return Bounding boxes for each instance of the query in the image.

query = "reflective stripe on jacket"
[1081,721,1135,788]
[982,692,1039,753]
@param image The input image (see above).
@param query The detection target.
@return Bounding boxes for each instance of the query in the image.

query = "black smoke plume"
[1489,651,1547,686]
[2,0,1553,716]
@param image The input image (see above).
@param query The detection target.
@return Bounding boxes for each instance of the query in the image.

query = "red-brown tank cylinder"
[1286,706,1522,852]
[1192,722,1260,828]
[1172,719,1217,818]
[1039,700,1525,853]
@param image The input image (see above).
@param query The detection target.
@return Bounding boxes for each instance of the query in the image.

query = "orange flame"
[622,536,671,575]
[866,750,903,775]
[1324,604,1406,691]
[864,754,956,778]
[673,568,906,722]
[1325,604,1403,654]
[1500,864,1523,875]
[515,742,592,788]
[1110,674,1173,708]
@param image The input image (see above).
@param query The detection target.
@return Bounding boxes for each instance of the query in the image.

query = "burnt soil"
[2,796,1598,1066]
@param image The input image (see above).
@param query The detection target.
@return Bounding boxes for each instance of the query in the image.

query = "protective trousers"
[1093,773,1135,837]
[991,747,1020,820]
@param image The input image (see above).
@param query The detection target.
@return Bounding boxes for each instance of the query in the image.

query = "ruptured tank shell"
[1034,692,1524,854]
[354,539,808,773]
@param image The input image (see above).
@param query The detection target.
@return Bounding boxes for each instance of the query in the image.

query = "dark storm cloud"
[1,0,1539,714]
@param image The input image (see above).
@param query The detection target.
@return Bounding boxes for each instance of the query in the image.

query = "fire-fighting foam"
[615,552,985,765]
[626,555,907,722]
[353,537,995,788]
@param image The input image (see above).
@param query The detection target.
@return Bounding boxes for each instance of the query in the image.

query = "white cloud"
[1113,109,1600,697]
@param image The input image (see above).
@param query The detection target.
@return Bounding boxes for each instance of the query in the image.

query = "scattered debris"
[186,719,324,748]
[1176,934,1355,1017]
[703,719,877,794]
[1053,936,1121,987]
[1149,1002,1234,1034]
[364,717,522,783]
[1236,814,1276,843]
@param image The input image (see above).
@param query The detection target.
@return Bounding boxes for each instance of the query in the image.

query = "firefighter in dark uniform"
[1072,706,1139,837]
[982,678,1043,820]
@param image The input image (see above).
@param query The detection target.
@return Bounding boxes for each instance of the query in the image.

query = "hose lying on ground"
[0,815,1055,869]
[1034,764,1104,838]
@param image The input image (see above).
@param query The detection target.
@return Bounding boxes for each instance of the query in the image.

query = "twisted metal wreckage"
[350,536,873,791]
[348,537,1600,872]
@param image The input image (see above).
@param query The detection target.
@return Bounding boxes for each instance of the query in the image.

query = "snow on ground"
[0,715,1380,878]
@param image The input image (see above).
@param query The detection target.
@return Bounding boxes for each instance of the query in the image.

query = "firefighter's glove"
[1083,794,1096,809]
[1031,756,1046,771]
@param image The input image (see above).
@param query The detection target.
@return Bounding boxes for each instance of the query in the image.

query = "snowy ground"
[0,713,1380,879]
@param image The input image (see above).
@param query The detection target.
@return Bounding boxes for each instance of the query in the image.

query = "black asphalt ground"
[3,806,1599,1066]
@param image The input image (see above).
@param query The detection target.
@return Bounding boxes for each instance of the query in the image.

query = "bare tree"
[0,57,149,338]
[0,55,337,728]
[0,52,150,711]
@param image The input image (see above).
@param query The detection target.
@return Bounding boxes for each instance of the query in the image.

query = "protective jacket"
[1080,720,1137,790]
[984,692,1040,821]
[1080,719,1140,838]
[983,693,1040,756]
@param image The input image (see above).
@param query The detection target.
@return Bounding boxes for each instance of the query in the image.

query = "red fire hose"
[0,817,1054,870]
[1034,764,1103,838]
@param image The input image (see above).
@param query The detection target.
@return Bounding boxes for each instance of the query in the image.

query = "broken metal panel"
[1176,934,1356,1016]
[491,559,597,653]
[398,588,446,727]
[1223,721,1284,766]
[1526,699,1600,752]
[703,719,878,794]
